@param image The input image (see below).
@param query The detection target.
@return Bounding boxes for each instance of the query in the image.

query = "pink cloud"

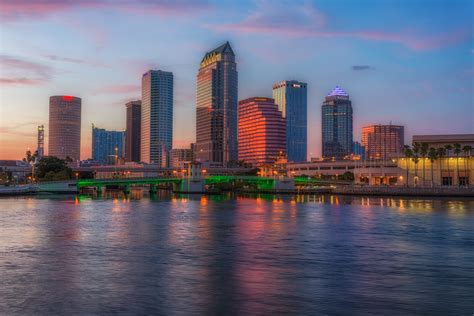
[0,55,53,85]
[0,78,43,85]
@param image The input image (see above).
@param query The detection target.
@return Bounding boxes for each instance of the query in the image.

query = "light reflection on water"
[1,193,473,314]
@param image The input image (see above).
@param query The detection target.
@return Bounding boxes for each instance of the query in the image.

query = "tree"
[462,145,472,187]
[420,142,429,187]
[437,147,446,186]
[35,156,72,180]
[403,145,413,187]
[453,143,462,186]
[444,144,453,186]
[412,142,421,186]
[428,147,437,188]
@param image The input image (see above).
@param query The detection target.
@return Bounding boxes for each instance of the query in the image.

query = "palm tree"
[428,147,437,188]
[453,143,462,186]
[437,147,446,187]
[412,142,421,186]
[420,142,429,186]
[462,145,472,187]
[444,144,453,186]
[403,145,413,187]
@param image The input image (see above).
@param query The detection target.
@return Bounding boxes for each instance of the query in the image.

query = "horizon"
[1,0,473,160]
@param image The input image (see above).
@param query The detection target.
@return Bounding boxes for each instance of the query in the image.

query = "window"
[442,177,452,186]
[459,177,469,186]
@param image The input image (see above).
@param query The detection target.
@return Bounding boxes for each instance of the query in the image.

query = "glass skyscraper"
[272,80,307,162]
[195,42,238,167]
[322,86,353,160]
[91,125,125,164]
[125,100,141,162]
[141,70,173,167]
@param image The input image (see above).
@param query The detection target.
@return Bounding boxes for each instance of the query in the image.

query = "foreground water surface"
[1,193,473,315]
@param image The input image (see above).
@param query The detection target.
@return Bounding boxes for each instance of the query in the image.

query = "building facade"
[195,42,238,167]
[171,148,194,169]
[48,95,82,161]
[362,124,404,160]
[125,100,141,162]
[322,86,353,160]
[272,80,307,162]
[91,125,125,164]
[37,125,45,160]
[141,70,173,167]
[238,97,286,167]
[352,141,366,160]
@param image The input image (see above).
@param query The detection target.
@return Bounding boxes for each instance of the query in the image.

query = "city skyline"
[1,0,473,160]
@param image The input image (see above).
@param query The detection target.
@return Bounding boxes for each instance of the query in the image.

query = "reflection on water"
[1,194,473,314]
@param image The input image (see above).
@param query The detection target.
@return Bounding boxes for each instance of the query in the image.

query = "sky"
[0,0,473,160]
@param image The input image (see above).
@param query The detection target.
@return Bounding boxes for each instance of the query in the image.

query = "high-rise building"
[322,86,353,160]
[272,80,307,162]
[195,41,238,167]
[91,125,125,164]
[362,124,404,160]
[238,97,286,167]
[171,148,194,169]
[141,70,173,167]
[125,100,141,162]
[352,141,366,161]
[37,125,44,160]
[48,95,81,161]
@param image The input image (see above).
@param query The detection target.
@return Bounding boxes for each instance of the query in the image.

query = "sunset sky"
[1,0,473,160]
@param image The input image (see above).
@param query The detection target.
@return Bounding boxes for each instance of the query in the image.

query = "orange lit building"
[238,97,286,167]
[362,124,404,160]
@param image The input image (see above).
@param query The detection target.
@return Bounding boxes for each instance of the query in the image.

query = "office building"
[238,97,286,167]
[352,141,366,160]
[272,80,307,162]
[91,125,125,164]
[362,124,404,160]
[37,125,44,160]
[322,86,353,160]
[48,95,81,161]
[141,70,173,167]
[125,100,141,162]
[195,41,238,167]
[171,148,194,169]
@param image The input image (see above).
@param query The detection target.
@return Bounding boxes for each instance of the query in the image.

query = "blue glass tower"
[92,125,125,164]
[322,86,353,160]
[272,80,307,162]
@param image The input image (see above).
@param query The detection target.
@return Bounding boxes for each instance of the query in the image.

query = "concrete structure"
[362,124,404,160]
[48,95,81,161]
[125,100,141,162]
[37,125,45,159]
[0,160,31,183]
[141,70,173,167]
[171,148,193,168]
[91,125,125,164]
[272,80,307,162]
[412,134,474,151]
[195,42,238,167]
[238,97,286,167]
[322,86,353,160]
[288,160,358,177]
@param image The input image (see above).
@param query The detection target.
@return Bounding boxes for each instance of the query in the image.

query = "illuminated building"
[125,100,141,162]
[48,95,81,161]
[141,70,173,167]
[352,141,365,160]
[238,97,286,167]
[362,124,404,160]
[272,80,307,162]
[322,86,353,160]
[37,125,44,159]
[171,148,193,169]
[92,125,125,164]
[195,41,238,167]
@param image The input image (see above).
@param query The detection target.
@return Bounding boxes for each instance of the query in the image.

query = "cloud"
[93,84,141,95]
[1,0,212,21]
[44,54,84,64]
[352,65,374,71]
[216,2,470,51]
[0,55,53,85]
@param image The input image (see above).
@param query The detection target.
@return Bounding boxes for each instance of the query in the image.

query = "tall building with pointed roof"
[322,86,353,160]
[195,41,238,167]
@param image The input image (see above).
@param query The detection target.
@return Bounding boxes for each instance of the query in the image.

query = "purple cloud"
[0,55,53,85]
[352,65,374,71]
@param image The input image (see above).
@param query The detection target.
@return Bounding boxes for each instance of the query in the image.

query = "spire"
[200,41,235,64]
[327,86,349,97]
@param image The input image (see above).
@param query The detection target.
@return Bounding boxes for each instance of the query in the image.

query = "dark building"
[125,100,141,162]
[322,86,353,160]
[195,41,238,167]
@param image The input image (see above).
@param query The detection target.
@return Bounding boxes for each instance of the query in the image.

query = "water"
[1,193,473,315]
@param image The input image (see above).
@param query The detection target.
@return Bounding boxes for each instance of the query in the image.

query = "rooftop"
[327,86,349,97]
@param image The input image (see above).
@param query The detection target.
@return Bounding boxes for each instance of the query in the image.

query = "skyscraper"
[195,41,238,167]
[272,80,307,162]
[322,86,353,160]
[37,125,44,160]
[91,125,125,164]
[141,70,173,167]
[125,100,141,162]
[48,95,81,161]
[238,97,286,167]
[362,124,404,160]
